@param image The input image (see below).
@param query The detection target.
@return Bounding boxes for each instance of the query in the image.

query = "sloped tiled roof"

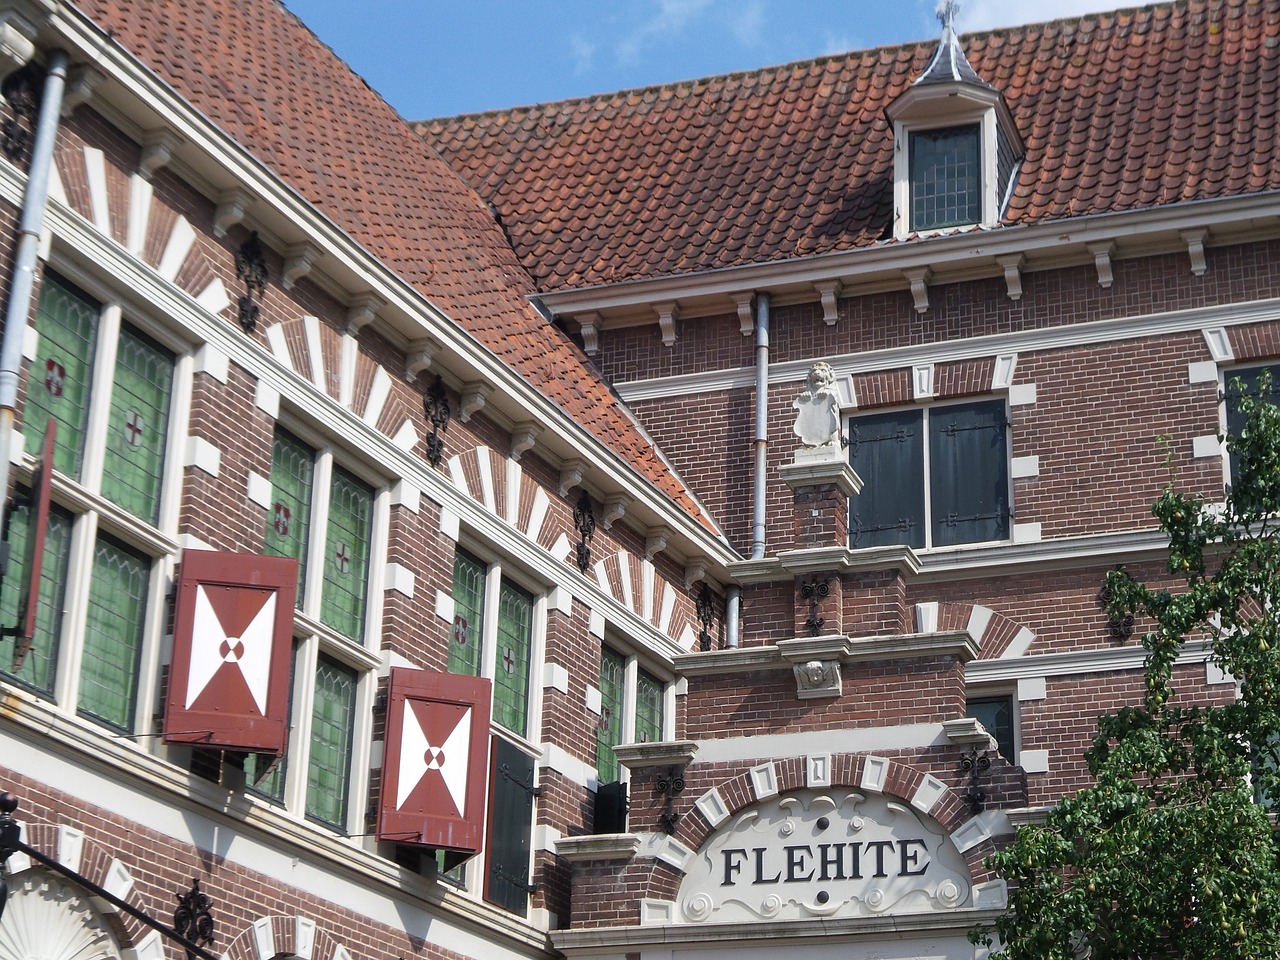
[418,0,1280,292]
[73,0,716,530]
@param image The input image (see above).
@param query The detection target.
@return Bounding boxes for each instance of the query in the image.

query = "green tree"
[976,373,1280,959]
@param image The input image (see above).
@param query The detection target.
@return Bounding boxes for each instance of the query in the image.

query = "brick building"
[0,1,1272,960]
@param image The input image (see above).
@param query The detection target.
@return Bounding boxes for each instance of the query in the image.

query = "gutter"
[0,48,68,557]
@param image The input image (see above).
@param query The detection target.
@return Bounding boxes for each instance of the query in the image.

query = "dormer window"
[887,4,1023,240]
[910,123,981,231]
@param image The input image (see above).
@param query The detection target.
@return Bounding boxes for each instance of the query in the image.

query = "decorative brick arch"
[220,916,352,960]
[930,601,1036,659]
[264,316,417,451]
[15,820,161,952]
[50,143,231,318]
[625,753,999,911]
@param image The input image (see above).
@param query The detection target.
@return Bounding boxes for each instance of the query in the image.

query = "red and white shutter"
[164,550,298,754]
[378,668,492,853]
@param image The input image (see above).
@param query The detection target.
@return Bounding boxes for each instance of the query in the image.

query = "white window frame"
[595,636,675,787]
[12,267,191,737]
[252,419,387,835]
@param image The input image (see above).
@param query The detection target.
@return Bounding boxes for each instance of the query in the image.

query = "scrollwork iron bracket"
[173,878,215,960]
[655,764,686,835]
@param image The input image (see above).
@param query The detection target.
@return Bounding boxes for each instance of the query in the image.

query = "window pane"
[849,410,925,548]
[635,668,665,745]
[1225,365,1280,484]
[910,124,981,231]
[78,537,149,731]
[26,275,99,477]
[305,656,356,828]
[0,499,71,694]
[929,400,1009,547]
[244,644,295,802]
[449,550,486,676]
[266,429,314,605]
[967,695,1015,761]
[493,581,533,737]
[320,467,373,641]
[486,737,535,914]
[596,648,625,781]
[101,325,174,523]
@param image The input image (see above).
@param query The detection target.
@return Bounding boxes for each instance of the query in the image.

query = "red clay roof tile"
[73,0,716,532]
[420,0,1280,292]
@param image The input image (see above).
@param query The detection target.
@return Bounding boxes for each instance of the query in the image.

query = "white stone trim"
[251,916,275,960]
[750,762,778,800]
[246,470,272,509]
[1016,676,1047,701]
[695,787,730,828]
[384,563,413,598]
[914,601,939,633]
[1207,660,1235,685]
[860,755,889,792]
[126,931,165,960]
[193,343,229,382]
[434,590,454,624]
[294,918,316,960]
[183,436,220,476]
[390,479,420,512]
[1020,749,1050,774]
[991,353,1017,390]
[1000,626,1036,659]
[253,379,279,418]
[540,743,595,791]
[1008,383,1037,406]
[1012,522,1041,543]
[1010,455,1039,478]
[639,899,674,925]
[544,662,569,695]
[966,605,994,644]
[951,817,990,854]
[584,684,602,714]
[438,505,460,541]
[588,610,605,639]
[1203,326,1234,362]
[912,363,934,400]
[1188,360,1219,383]
[806,753,832,787]
[1192,434,1222,458]
[910,775,947,814]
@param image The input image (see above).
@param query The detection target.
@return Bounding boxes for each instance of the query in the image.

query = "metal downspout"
[0,50,69,548]
[726,293,770,649]
[750,292,770,560]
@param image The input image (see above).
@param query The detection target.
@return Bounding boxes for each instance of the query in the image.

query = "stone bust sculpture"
[792,361,841,448]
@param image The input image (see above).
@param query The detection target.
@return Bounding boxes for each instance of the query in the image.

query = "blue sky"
[281,1,1132,120]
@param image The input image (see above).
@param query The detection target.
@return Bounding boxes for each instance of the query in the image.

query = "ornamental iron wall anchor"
[173,878,215,960]
[1096,569,1135,641]
[695,583,715,651]
[1,63,41,164]
[798,575,831,637]
[573,489,596,573]
[960,745,991,814]
[422,375,450,467]
[655,764,685,835]
[234,232,268,333]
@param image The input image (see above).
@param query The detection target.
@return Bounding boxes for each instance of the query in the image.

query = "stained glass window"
[78,537,149,731]
[101,327,174,523]
[596,648,625,781]
[305,656,357,828]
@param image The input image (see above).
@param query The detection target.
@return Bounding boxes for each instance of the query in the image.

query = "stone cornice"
[675,630,976,676]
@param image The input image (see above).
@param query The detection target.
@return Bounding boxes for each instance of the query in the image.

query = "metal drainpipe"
[750,292,770,560]
[0,50,70,549]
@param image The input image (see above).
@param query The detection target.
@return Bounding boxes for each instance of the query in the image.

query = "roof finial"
[936,0,959,35]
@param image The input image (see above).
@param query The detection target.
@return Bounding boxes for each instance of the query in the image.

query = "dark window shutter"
[966,695,1015,761]
[849,410,925,548]
[929,400,1010,547]
[485,736,536,914]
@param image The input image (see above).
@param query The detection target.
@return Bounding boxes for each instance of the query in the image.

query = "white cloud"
[614,0,716,64]
[958,0,1130,34]
[728,0,766,47]
[570,34,596,75]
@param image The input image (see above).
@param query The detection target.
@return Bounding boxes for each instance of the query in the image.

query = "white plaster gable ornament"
[793,361,842,448]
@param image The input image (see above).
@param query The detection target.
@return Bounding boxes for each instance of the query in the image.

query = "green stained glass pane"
[305,655,356,828]
[320,468,372,641]
[101,325,174,523]
[635,668,665,744]
[449,551,486,676]
[596,649,625,781]
[26,275,99,477]
[266,430,314,605]
[245,646,296,802]
[0,498,71,694]
[493,581,533,737]
[78,536,148,731]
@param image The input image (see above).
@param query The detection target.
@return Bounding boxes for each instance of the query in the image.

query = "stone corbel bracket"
[0,5,49,78]
[345,292,384,335]
[903,266,932,314]
[683,557,707,591]
[61,64,104,117]
[576,311,600,355]
[645,526,672,560]
[777,636,850,700]
[814,280,842,325]
[601,495,629,531]
[213,188,253,238]
[732,292,754,336]
[458,381,491,423]
[138,129,182,179]
[996,254,1024,301]
[404,337,441,382]
[558,459,585,497]
[282,242,322,290]
[654,300,679,347]
[1182,228,1208,276]
[1087,240,1115,288]
[510,421,541,461]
